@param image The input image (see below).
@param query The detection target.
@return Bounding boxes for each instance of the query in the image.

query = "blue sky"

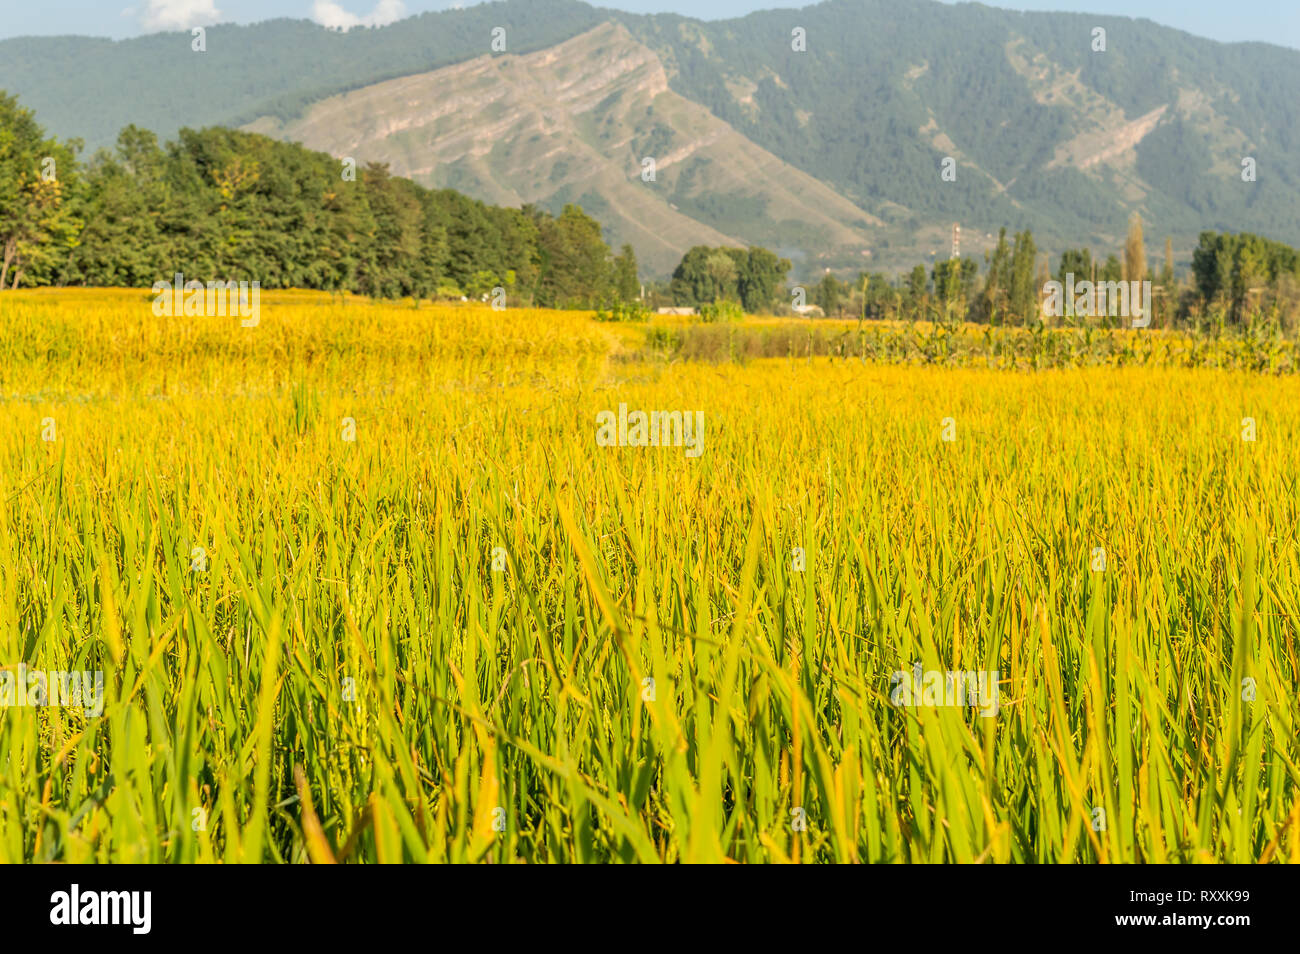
[2,1,1297,50]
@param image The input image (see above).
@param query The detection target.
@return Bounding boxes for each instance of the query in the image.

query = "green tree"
[858,271,893,320]
[0,92,81,289]
[671,245,789,312]
[612,243,639,303]
[534,204,612,309]
[979,228,1012,323]
[1124,212,1146,284]
[669,246,712,305]
[358,162,427,299]
[814,272,847,316]
[1056,247,1093,286]
[1009,230,1038,324]
[905,263,928,318]
[70,131,167,286]
[932,257,976,316]
[736,246,790,314]
[705,250,739,302]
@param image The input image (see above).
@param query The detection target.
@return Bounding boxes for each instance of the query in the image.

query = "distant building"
[793,304,825,317]
[656,306,696,316]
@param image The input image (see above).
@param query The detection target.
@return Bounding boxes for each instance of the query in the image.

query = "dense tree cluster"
[1191,230,1300,322]
[668,245,792,313]
[0,92,635,307]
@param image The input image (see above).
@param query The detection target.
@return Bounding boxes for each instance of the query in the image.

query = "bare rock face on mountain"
[246,23,882,275]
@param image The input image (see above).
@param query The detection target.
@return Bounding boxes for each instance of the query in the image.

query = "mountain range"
[2,0,1297,277]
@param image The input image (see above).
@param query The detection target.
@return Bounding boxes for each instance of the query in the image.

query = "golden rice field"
[0,288,1297,863]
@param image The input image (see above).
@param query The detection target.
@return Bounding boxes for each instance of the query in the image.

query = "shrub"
[594,299,650,322]
[698,299,744,323]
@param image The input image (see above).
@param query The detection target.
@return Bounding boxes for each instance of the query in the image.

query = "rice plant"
[0,289,1296,863]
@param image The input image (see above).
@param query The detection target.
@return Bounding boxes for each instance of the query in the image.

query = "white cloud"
[312,0,407,31]
[139,0,222,31]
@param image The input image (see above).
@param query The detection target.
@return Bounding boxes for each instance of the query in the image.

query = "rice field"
[0,288,1297,863]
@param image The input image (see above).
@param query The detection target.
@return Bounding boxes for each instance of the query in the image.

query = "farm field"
[0,289,1297,863]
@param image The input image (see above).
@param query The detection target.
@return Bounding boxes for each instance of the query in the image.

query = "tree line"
[787,217,1300,330]
[0,90,638,308]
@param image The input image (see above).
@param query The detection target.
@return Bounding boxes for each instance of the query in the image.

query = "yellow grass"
[0,288,1297,862]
